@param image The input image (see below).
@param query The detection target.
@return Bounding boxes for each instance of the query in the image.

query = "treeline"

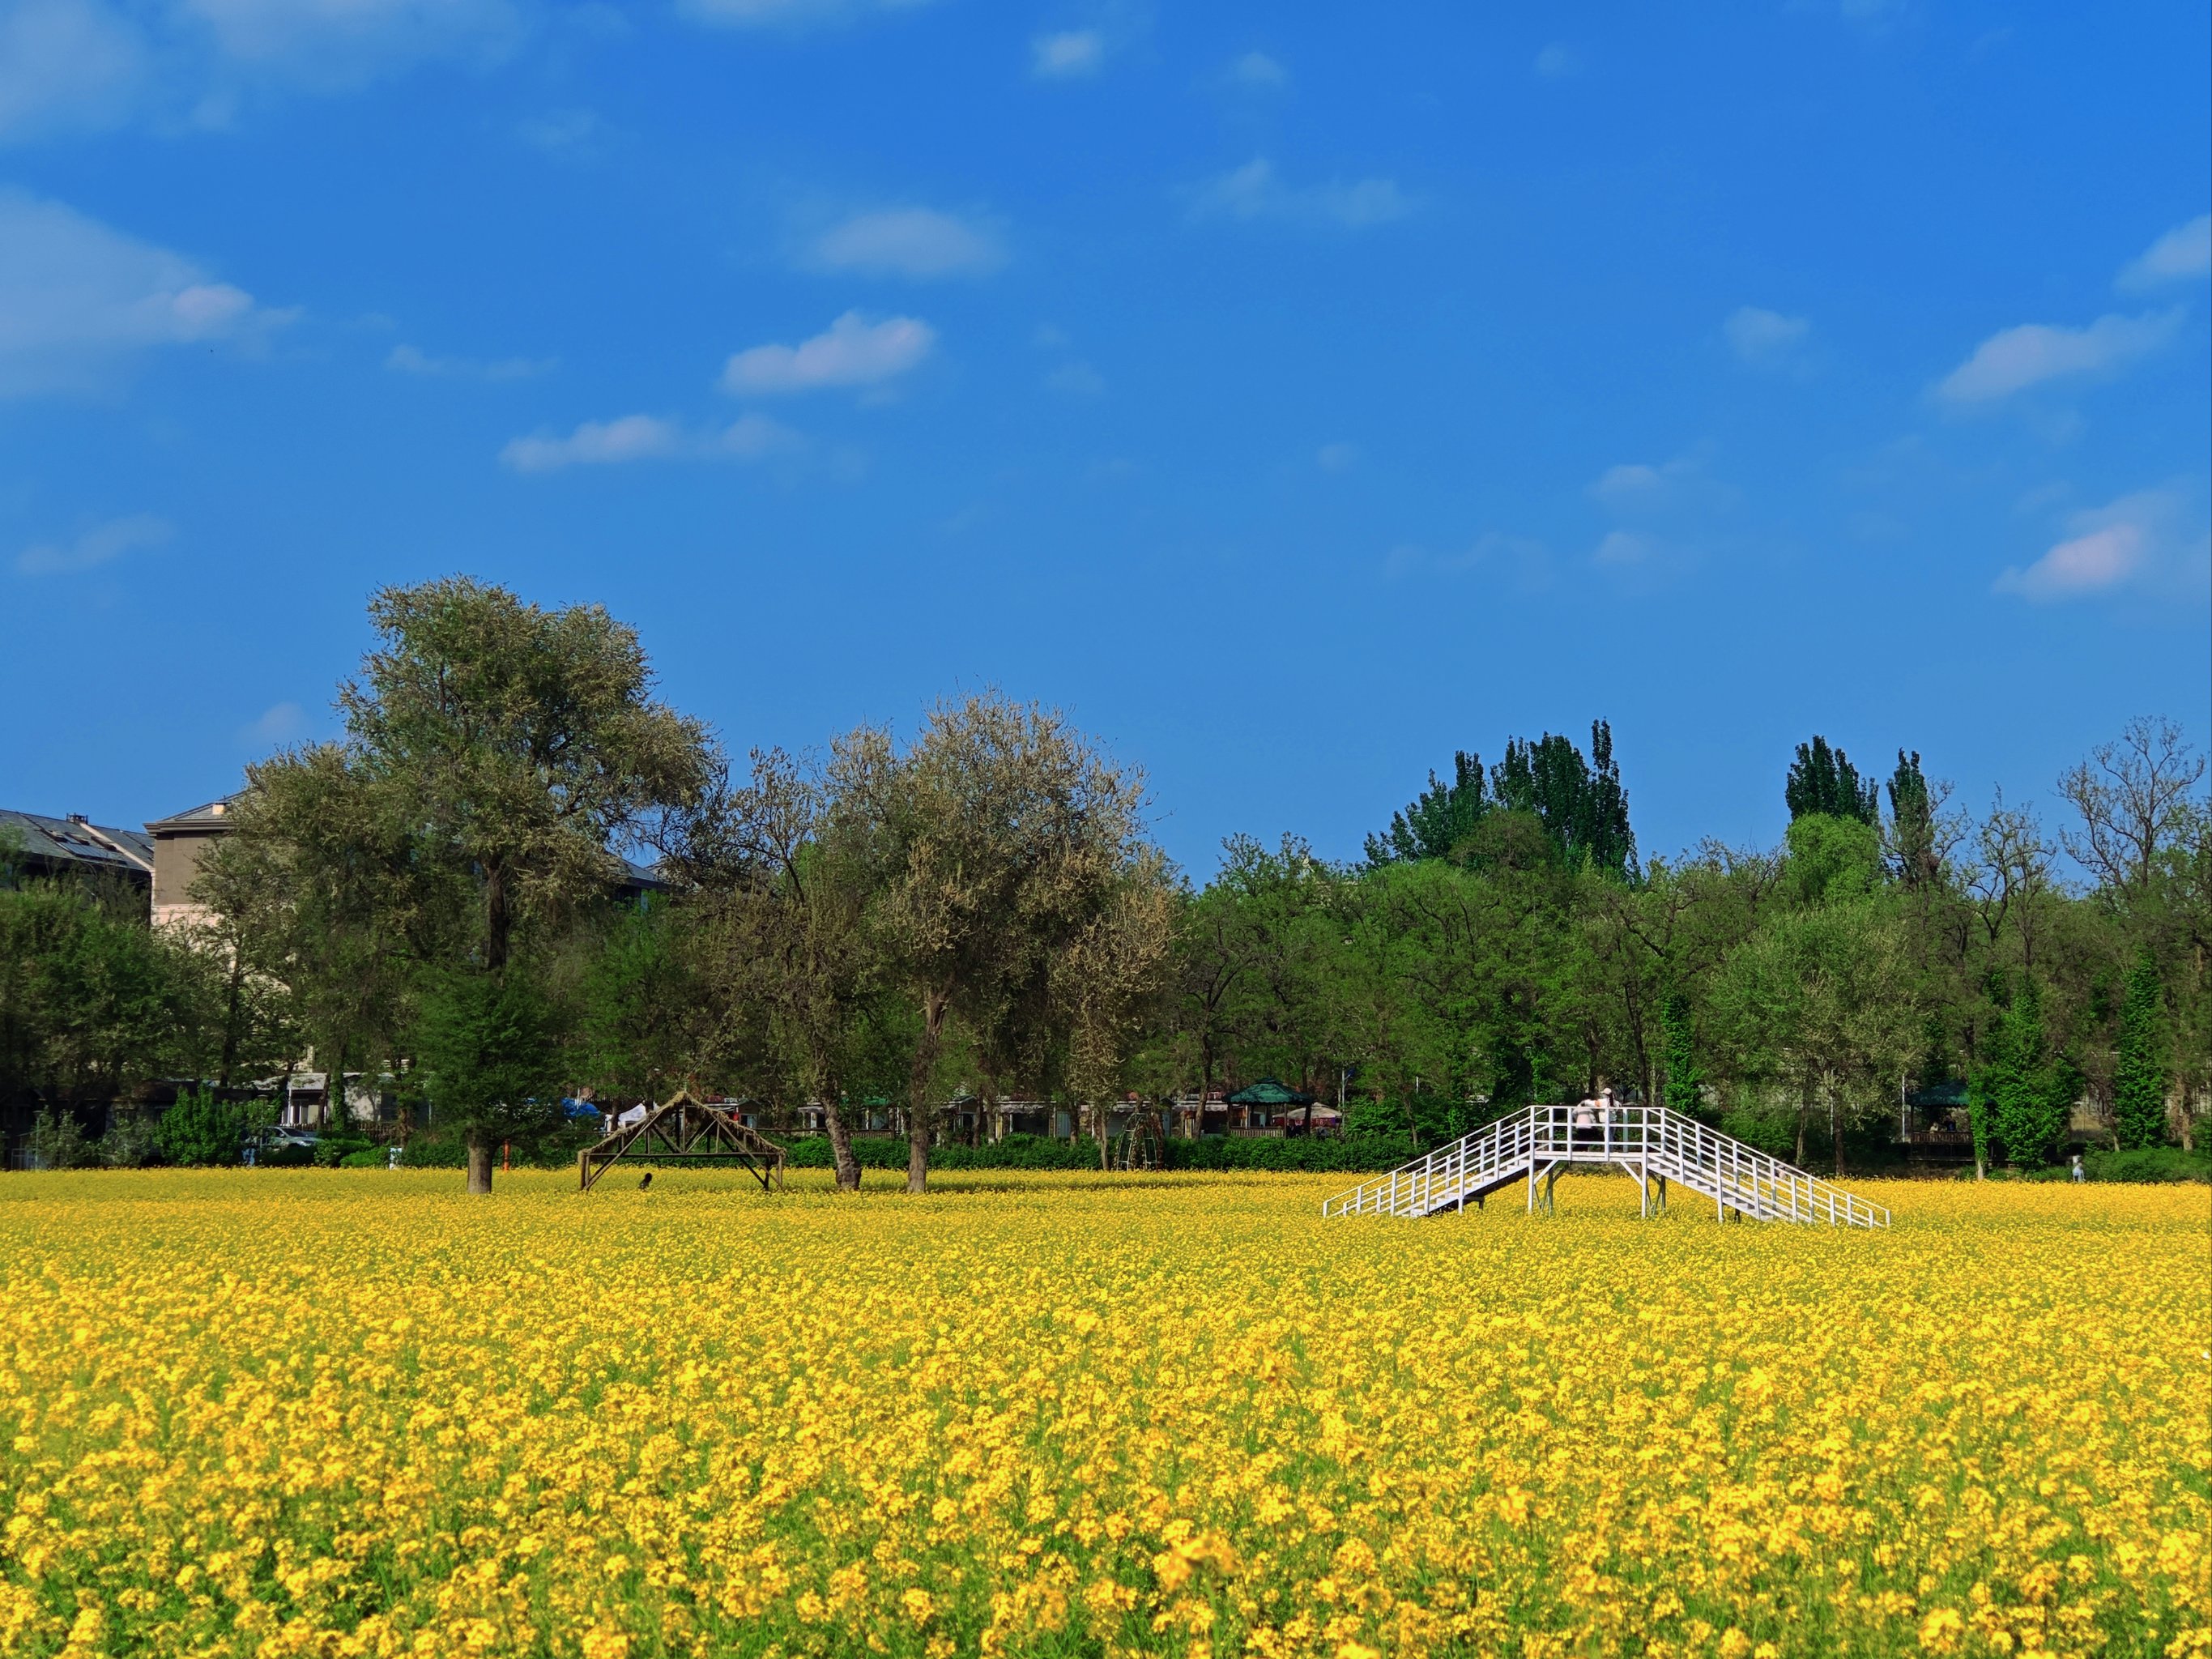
[3,578,2206,1188]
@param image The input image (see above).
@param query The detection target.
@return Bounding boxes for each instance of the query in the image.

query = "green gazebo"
[1226,1077,1319,1134]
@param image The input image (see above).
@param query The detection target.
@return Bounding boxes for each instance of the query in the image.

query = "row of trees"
[4,578,2206,1189]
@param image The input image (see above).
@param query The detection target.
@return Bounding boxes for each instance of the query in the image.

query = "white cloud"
[0,190,278,396]
[1593,530,1654,566]
[515,106,606,153]
[1188,157,1416,229]
[1533,42,1576,78]
[386,343,552,379]
[678,0,934,28]
[1387,531,1549,587]
[1588,452,1730,516]
[806,208,1004,279]
[177,0,518,81]
[1935,309,2183,403]
[1724,305,1809,365]
[0,0,147,140]
[501,412,795,473]
[1228,50,1285,87]
[2116,214,2212,292]
[241,700,305,744]
[15,512,171,575]
[1044,360,1103,396]
[720,310,934,394]
[0,0,520,141]
[1031,28,1103,77]
[1996,486,2207,602]
[501,414,681,472]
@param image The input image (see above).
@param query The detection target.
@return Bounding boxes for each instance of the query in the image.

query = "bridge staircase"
[1320,1104,1887,1227]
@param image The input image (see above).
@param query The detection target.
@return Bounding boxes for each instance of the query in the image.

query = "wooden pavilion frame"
[578,1089,788,1192]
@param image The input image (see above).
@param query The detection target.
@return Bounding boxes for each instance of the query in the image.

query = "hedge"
[2084,1145,2212,1183]
[779,1132,1422,1175]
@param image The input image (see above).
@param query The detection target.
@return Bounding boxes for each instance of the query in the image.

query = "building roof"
[0,808,156,880]
[144,798,240,834]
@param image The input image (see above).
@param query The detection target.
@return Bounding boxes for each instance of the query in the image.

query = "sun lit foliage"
[0,1171,2201,1657]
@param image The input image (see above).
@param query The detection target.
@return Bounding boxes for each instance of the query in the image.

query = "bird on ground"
[638,1171,653,1191]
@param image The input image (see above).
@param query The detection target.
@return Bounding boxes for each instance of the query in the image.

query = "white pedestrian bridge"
[1322,1102,1890,1228]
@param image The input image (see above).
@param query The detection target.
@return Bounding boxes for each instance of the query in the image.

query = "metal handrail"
[1321,1102,1888,1228]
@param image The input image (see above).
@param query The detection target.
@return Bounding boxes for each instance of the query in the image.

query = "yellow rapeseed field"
[0,1169,2202,1659]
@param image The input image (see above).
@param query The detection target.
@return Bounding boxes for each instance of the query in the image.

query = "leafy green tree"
[569,895,701,1109]
[1368,722,1634,879]
[1660,990,1703,1117]
[0,881,219,1121]
[1785,812,1883,905]
[1886,750,1942,887]
[1366,751,1488,865]
[209,578,720,1193]
[1974,975,2073,1171]
[2112,949,2169,1148]
[1490,721,1638,879]
[861,693,1156,1193]
[1786,736,1878,825]
[414,970,565,1165]
[1711,900,1920,1173]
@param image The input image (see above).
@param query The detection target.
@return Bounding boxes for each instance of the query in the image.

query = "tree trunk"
[822,1096,860,1192]
[466,1132,494,1195]
[484,864,511,974]
[906,987,949,1195]
[1831,1086,1846,1178]
[1794,1077,1810,1169]
[218,949,245,1088]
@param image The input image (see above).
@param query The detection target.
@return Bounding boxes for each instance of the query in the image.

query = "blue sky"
[3,1,2207,876]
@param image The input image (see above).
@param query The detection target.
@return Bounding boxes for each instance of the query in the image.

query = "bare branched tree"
[2059,716,2206,901]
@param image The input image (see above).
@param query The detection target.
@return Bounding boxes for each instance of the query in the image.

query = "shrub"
[94,1111,161,1168]
[2085,1145,2212,1184]
[156,1090,249,1167]
[25,1109,93,1170]
[339,1147,390,1169]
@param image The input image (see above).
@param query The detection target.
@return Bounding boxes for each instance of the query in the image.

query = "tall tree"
[2112,948,2169,1149]
[1490,720,1639,879]
[1886,750,1944,888]
[706,740,893,1191]
[212,578,719,1193]
[1786,736,1879,825]
[863,693,1153,1194]
[1711,900,1920,1174]
[2058,715,2205,902]
[1973,974,2073,1171]
[1366,751,1488,865]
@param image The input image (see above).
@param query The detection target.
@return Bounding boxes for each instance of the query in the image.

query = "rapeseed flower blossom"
[0,1169,2201,1656]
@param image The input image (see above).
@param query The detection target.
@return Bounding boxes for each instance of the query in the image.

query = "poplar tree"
[2112,949,2169,1148]
[1786,736,1879,825]
[1975,975,2073,1171]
